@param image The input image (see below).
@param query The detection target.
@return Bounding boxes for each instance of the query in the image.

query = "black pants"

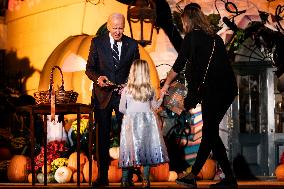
[94,93,123,181]
[191,96,235,178]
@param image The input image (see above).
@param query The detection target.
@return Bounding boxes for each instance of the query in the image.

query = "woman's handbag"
[163,80,187,115]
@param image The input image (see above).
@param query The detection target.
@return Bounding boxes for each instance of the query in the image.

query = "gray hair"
[107,13,125,29]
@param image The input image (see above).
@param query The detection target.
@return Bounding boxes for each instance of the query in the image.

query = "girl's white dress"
[118,88,169,168]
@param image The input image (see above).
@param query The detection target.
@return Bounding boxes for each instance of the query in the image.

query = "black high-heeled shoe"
[176,172,197,188]
[210,178,238,188]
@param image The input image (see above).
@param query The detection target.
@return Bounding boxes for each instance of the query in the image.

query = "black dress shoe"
[176,177,197,188]
[142,179,150,188]
[120,180,135,187]
[121,181,129,187]
[128,180,135,186]
[210,178,238,189]
[92,179,109,188]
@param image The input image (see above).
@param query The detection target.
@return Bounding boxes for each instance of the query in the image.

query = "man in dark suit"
[85,13,140,187]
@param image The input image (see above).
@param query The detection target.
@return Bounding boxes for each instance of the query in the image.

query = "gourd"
[54,166,72,183]
[109,147,120,160]
[28,173,33,183]
[37,173,54,183]
[67,152,87,171]
[83,160,98,182]
[149,163,170,181]
[168,171,178,181]
[7,155,29,182]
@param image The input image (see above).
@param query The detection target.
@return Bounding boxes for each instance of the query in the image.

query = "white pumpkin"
[54,166,72,183]
[109,147,120,160]
[37,173,54,183]
[168,171,178,182]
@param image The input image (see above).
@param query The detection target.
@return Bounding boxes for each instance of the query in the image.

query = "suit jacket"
[85,33,140,109]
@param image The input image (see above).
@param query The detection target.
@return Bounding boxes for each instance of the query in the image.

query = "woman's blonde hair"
[181,3,214,35]
[126,59,153,102]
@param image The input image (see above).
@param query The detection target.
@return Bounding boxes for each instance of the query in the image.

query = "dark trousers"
[191,96,235,178]
[94,93,123,181]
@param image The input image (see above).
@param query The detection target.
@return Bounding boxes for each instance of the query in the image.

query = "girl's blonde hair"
[181,3,214,36]
[126,59,153,102]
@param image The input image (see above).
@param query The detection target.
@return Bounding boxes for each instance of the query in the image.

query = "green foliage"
[232,30,245,50]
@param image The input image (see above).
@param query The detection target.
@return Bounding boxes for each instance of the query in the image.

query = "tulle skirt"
[119,112,169,168]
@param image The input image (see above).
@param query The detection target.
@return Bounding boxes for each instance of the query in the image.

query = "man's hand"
[97,76,111,87]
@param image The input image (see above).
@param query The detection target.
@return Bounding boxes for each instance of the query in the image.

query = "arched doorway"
[38,34,160,105]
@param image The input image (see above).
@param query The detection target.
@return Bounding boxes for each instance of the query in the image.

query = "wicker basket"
[34,66,78,105]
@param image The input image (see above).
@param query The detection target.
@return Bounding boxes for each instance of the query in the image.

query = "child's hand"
[160,84,169,96]
[118,84,126,95]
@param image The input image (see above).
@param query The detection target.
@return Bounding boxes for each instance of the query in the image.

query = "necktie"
[112,41,119,68]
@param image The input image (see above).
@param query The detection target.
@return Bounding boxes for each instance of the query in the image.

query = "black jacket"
[172,30,238,109]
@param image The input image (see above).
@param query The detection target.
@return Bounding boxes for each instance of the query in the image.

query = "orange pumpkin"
[68,152,87,171]
[7,155,29,182]
[197,159,216,180]
[83,160,98,182]
[150,163,170,181]
[110,159,119,167]
[108,165,122,183]
[73,172,84,183]
[275,164,284,181]
[41,164,52,174]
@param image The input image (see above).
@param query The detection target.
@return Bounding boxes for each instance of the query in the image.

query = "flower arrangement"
[71,118,89,135]
[27,140,67,173]
[51,157,68,173]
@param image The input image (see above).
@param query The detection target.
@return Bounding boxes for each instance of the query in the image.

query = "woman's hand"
[160,83,170,96]
[160,69,178,96]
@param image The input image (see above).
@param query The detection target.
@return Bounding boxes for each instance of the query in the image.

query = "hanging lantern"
[127,0,156,46]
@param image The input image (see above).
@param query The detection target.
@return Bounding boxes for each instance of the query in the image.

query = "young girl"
[118,59,169,188]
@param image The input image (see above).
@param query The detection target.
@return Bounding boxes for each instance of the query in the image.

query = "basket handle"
[49,66,64,92]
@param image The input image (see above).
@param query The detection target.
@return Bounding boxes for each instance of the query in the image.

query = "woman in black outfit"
[161,3,238,189]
